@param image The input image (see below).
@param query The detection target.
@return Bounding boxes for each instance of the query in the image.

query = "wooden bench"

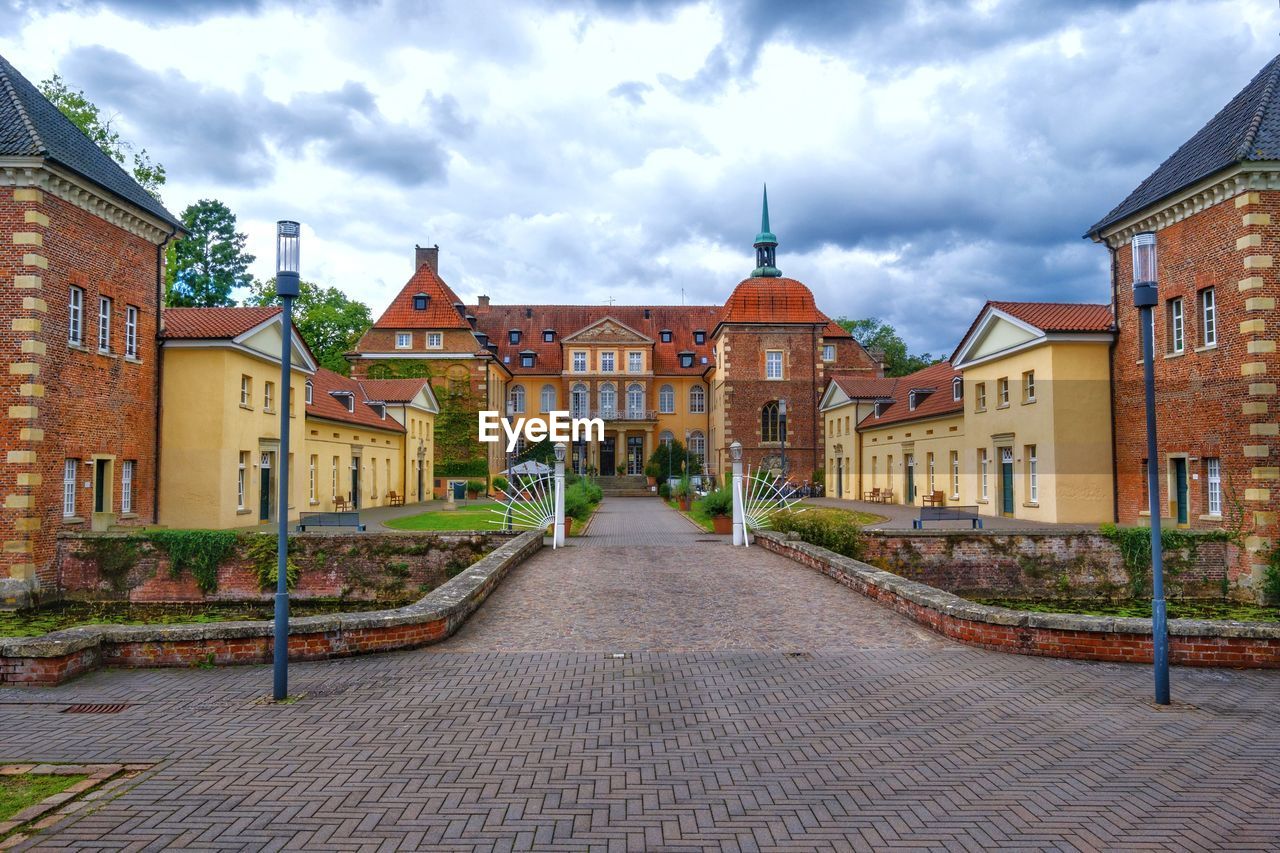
[913,505,984,529]
[297,511,365,532]
[332,497,350,512]
[863,487,881,502]
[386,491,404,507]
[921,490,946,507]
[878,489,894,504]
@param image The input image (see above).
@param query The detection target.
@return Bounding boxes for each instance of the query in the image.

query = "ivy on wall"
[150,530,238,594]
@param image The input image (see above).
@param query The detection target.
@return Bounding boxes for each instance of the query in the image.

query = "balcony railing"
[567,407,657,421]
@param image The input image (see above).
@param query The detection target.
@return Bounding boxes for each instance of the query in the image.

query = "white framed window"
[950,451,959,498]
[628,351,642,373]
[98,296,112,352]
[571,383,588,416]
[599,383,616,418]
[975,383,986,411]
[979,449,989,500]
[540,384,556,412]
[331,456,339,500]
[343,394,354,413]
[121,460,134,513]
[1028,445,1039,503]
[395,332,412,349]
[659,384,675,414]
[822,344,835,361]
[953,377,963,401]
[125,305,138,358]
[69,286,83,345]
[689,384,706,414]
[240,376,252,407]
[1169,298,1184,354]
[765,350,783,379]
[63,459,78,517]
[237,452,248,509]
[927,452,935,492]
[689,430,705,471]
[508,384,525,414]
[1200,288,1216,347]
[1207,457,1221,516]
[426,332,443,349]
[600,351,615,373]
[626,383,643,417]
[305,381,313,404]
[997,377,1009,406]
[264,381,275,412]
[1023,370,1035,402]
[309,454,317,501]
[572,351,587,372]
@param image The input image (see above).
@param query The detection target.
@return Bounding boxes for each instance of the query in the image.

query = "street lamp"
[778,400,788,482]
[1133,230,1170,706]
[272,220,300,702]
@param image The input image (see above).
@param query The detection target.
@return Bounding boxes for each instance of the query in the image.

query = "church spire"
[752,184,780,277]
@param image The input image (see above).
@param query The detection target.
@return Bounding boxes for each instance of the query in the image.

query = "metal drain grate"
[62,703,129,714]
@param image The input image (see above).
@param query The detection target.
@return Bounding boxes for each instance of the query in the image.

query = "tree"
[166,199,255,307]
[837,317,941,377]
[245,279,372,375]
[38,74,166,199]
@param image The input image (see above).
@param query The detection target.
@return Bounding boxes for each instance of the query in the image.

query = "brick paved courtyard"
[0,498,1278,850]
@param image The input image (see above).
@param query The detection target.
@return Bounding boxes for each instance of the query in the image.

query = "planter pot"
[711,515,732,535]
[679,497,691,511]
[547,519,572,538]
[647,476,657,486]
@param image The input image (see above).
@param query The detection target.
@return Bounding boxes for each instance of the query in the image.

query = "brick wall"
[862,530,1232,600]
[1110,189,1279,595]
[2,185,164,597]
[53,531,510,603]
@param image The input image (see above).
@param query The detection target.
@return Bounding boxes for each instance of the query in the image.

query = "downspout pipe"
[153,227,178,524]
[1106,241,1120,524]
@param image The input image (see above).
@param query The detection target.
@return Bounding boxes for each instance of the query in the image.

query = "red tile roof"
[306,368,405,432]
[356,378,433,404]
[989,301,1114,333]
[162,306,280,339]
[858,361,962,428]
[372,264,472,330]
[822,319,852,339]
[829,374,898,400]
[717,276,829,327]
[471,305,720,376]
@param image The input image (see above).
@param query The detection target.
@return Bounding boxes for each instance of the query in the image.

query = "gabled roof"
[951,301,1114,367]
[307,368,406,432]
[0,52,182,230]
[830,374,897,400]
[371,264,473,330]
[858,361,962,428]
[561,315,653,343]
[1088,53,1280,236]
[716,276,829,328]
[161,306,282,339]
[356,378,435,405]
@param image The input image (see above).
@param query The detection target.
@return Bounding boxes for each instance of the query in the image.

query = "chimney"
[415,244,439,273]
[477,294,491,312]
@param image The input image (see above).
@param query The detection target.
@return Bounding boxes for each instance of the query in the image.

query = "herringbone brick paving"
[0,498,1276,850]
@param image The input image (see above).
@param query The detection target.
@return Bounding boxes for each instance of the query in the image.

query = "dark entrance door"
[259,452,272,522]
[417,462,424,503]
[600,437,615,476]
[627,436,644,475]
[1173,458,1188,525]
[351,462,362,510]
[1001,448,1015,516]
[836,458,843,498]
[905,454,915,503]
[93,460,108,513]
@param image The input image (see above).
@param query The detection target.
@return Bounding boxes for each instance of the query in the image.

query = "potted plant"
[675,475,693,511]
[643,461,660,487]
[702,487,734,534]
[465,480,484,500]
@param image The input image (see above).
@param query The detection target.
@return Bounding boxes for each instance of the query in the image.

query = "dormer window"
[908,388,932,411]
[693,330,706,345]
[412,293,429,311]
[874,400,888,418]
[305,381,313,405]
[331,391,355,413]
[679,351,694,369]
[509,329,521,345]
[371,403,385,419]
[952,377,963,401]
[660,329,672,343]
[908,392,918,411]
[543,329,555,343]
[520,350,535,368]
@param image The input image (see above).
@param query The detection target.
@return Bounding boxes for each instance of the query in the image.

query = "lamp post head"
[276,220,301,298]
[1131,231,1157,308]
[553,442,567,463]
[730,441,742,462]
[778,399,787,416]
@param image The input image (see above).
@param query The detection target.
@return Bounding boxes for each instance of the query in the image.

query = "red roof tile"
[356,378,433,404]
[162,306,280,339]
[988,301,1114,333]
[306,368,405,431]
[372,265,472,330]
[717,277,829,328]
[822,319,852,339]
[858,361,962,428]
[829,374,898,400]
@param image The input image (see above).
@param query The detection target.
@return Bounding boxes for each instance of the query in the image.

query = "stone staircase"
[597,474,653,498]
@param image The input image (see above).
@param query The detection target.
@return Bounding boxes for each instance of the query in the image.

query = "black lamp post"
[1132,230,1170,706]
[273,220,300,702]
[778,399,788,483]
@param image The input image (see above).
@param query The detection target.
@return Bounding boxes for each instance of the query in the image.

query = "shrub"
[701,487,733,518]
[658,482,671,500]
[246,534,300,591]
[772,509,865,560]
[491,476,509,494]
[674,475,692,499]
[465,480,485,496]
[563,480,602,520]
[437,459,489,478]
[643,462,661,479]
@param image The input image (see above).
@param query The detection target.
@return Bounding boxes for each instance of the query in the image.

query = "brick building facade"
[1089,52,1280,597]
[1,54,183,605]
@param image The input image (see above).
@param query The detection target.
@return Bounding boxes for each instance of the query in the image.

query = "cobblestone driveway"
[0,498,1277,850]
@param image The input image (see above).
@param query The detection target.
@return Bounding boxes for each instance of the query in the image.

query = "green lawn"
[384,502,503,531]
[0,773,87,821]
[669,500,884,532]
[666,498,718,532]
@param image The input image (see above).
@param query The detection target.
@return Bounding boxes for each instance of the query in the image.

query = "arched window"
[689,384,706,414]
[658,384,675,414]
[761,401,785,442]
[446,365,469,394]
[571,383,588,416]
[659,430,674,446]
[508,384,525,414]
[689,430,705,473]
[599,383,616,418]
[626,383,644,417]
[540,384,557,412]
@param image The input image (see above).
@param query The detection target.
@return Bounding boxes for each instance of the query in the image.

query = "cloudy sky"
[2,0,1276,354]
